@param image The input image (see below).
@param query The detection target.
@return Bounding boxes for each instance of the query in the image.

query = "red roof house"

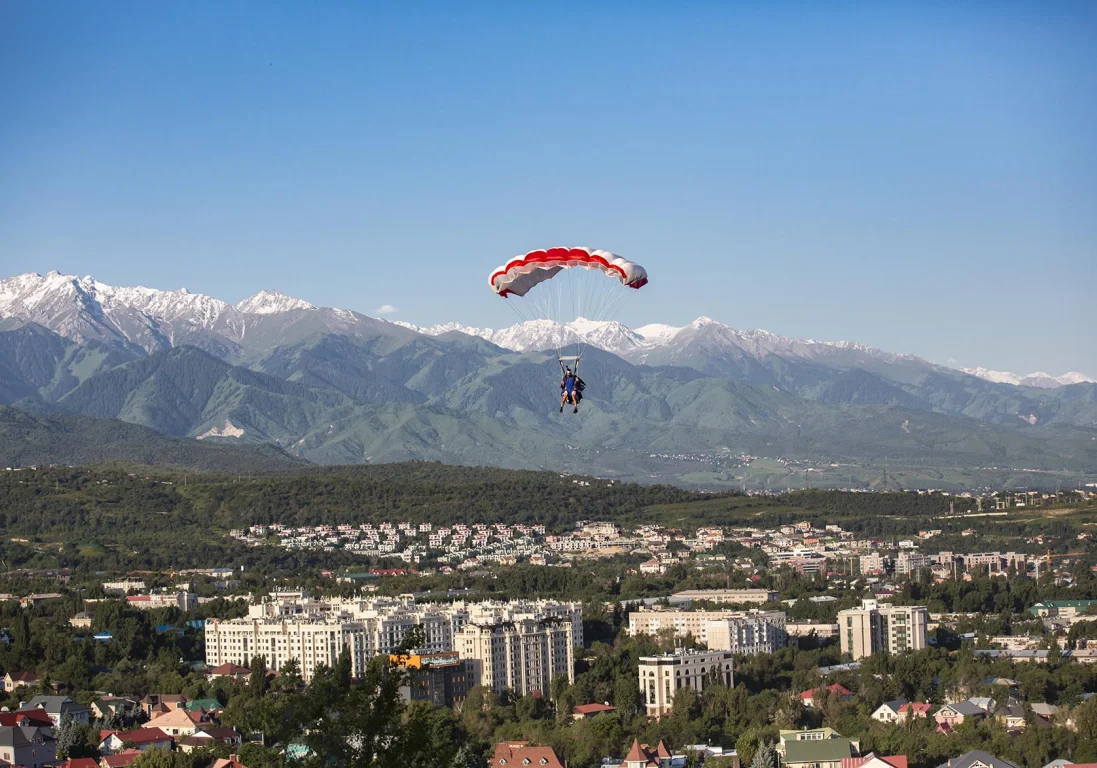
[800,683,853,708]
[623,738,673,768]
[572,703,617,719]
[842,755,909,768]
[490,741,564,768]
[100,750,144,768]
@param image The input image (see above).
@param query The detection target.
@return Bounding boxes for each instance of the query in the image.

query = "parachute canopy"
[489,247,648,298]
[487,247,649,366]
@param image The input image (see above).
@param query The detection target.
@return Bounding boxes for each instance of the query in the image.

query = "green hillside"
[0,405,305,472]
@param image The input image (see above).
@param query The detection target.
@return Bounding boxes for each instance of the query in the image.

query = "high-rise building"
[838,599,928,660]
[455,618,574,697]
[638,648,734,718]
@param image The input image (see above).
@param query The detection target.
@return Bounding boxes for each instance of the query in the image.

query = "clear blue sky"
[2,2,1094,374]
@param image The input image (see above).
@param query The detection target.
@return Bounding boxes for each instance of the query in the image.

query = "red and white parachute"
[488,246,649,365]
[489,247,648,298]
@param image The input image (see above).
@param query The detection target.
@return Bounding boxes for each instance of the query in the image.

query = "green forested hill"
[0,405,305,472]
[2,320,1096,490]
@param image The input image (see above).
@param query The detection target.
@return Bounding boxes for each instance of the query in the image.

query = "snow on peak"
[960,367,1095,389]
[634,323,683,343]
[235,290,315,314]
[960,367,1021,385]
[396,321,496,340]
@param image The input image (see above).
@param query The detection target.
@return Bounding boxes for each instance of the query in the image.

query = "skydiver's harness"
[560,358,585,400]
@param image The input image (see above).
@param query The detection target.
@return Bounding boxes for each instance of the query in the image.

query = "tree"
[12,610,31,653]
[55,714,82,759]
[613,674,640,721]
[249,655,270,698]
[751,742,777,768]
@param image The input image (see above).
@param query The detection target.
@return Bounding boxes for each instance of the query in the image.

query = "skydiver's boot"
[560,403,564,413]
[573,406,578,414]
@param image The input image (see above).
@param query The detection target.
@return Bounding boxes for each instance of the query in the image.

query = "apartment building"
[896,551,929,575]
[628,609,787,654]
[205,616,372,682]
[208,594,582,684]
[670,589,778,605]
[455,619,574,697]
[838,599,928,660]
[639,648,734,718]
[705,613,788,654]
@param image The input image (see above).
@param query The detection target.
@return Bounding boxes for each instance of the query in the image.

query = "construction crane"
[1033,550,1087,579]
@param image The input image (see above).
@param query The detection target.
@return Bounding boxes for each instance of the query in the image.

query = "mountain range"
[2,271,1095,490]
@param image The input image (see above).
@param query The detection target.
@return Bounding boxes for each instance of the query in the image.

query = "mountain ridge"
[4,271,1090,387]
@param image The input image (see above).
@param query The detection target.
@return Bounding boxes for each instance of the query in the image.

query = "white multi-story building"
[705,613,787,654]
[896,551,929,575]
[639,648,734,718]
[208,594,582,682]
[670,589,778,605]
[455,619,573,697]
[859,553,886,574]
[628,609,787,654]
[205,617,371,681]
[838,599,928,660]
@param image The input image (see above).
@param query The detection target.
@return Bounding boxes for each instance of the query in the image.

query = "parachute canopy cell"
[488,247,648,298]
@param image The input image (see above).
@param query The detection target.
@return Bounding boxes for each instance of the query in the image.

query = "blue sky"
[1,2,1094,374]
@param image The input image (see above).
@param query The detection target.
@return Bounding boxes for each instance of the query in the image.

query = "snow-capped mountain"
[961,367,1095,389]
[399,318,648,355]
[0,271,323,353]
[234,290,314,314]
[3,271,1090,392]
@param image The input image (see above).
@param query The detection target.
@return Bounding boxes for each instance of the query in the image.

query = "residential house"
[935,751,1022,768]
[1030,703,1061,728]
[209,758,248,768]
[205,663,251,682]
[898,702,932,722]
[800,684,853,709]
[871,700,909,724]
[2,671,40,693]
[178,727,243,754]
[21,696,92,727]
[98,728,173,755]
[139,694,189,718]
[91,697,139,721]
[935,700,992,732]
[0,710,53,730]
[995,705,1027,732]
[571,703,616,720]
[777,729,849,754]
[59,759,100,768]
[184,699,225,716]
[842,755,909,768]
[489,741,565,768]
[622,738,673,768]
[100,749,143,768]
[0,725,57,768]
[69,612,94,629]
[143,708,208,738]
[209,758,249,768]
[782,737,858,768]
